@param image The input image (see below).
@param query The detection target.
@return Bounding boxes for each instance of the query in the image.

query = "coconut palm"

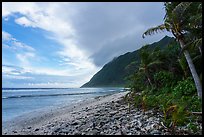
[138,46,163,87]
[142,2,202,98]
[174,2,202,55]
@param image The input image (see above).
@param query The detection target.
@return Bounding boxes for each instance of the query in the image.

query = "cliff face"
[81,36,175,88]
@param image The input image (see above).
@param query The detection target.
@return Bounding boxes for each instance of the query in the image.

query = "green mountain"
[81,36,175,87]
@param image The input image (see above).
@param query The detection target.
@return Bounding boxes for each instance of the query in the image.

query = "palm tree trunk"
[199,46,202,55]
[178,59,188,78]
[146,72,153,87]
[179,39,202,98]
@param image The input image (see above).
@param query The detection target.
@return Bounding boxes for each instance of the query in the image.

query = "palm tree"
[142,2,202,98]
[174,2,202,56]
[138,46,163,87]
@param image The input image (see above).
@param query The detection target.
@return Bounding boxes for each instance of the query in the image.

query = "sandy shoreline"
[2,91,129,135]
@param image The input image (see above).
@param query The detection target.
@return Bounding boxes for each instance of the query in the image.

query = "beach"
[2,91,129,135]
[2,91,202,135]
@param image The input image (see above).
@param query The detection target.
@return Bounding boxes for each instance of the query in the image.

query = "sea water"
[2,87,125,122]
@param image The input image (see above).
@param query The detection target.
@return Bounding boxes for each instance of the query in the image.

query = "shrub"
[145,95,158,108]
[154,71,176,88]
[187,122,199,133]
[160,86,173,94]
[134,95,142,108]
[188,95,202,112]
[126,72,145,92]
[173,77,196,97]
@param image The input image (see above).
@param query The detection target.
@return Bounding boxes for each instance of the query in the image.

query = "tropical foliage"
[143,2,202,98]
[125,2,202,134]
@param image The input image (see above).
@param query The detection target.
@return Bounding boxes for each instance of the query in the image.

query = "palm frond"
[172,2,192,15]
[192,54,202,63]
[142,24,166,38]
[193,38,202,48]
[178,41,193,57]
[139,67,145,71]
[179,38,202,57]
[147,60,163,68]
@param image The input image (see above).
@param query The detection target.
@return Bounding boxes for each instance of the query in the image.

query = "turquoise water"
[2,88,125,122]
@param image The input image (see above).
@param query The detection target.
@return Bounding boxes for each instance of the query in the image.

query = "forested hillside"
[81,36,175,87]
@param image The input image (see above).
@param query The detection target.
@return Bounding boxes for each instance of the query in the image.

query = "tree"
[138,46,163,87]
[142,2,202,98]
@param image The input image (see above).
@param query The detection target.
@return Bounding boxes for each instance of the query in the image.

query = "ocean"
[2,87,125,122]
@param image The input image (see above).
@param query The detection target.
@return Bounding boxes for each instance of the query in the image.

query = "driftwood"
[191,112,202,115]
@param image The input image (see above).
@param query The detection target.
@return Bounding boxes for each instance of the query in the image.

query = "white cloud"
[2,31,12,41]
[2,31,37,71]
[4,75,33,80]
[2,2,39,17]
[2,31,35,52]
[2,65,33,80]
[2,64,93,88]
[15,16,36,27]
[14,54,78,77]
[2,65,20,75]
[2,2,98,81]
[2,2,75,37]
[2,65,28,75]
[27,82,78,88]
[2,44,10,49]
[13,40,35,51]
[31,67,73,76]
[16,52,35,66]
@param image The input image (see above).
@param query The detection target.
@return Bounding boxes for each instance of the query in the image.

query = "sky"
[2,2,172,88]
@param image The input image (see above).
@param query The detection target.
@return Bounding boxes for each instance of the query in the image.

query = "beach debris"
[13,130,17,133]
[27,126,32,129]
[34,128,39,131]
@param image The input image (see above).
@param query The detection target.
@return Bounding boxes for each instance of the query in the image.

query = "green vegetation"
[143,2,202,98]
[125,2,202,134]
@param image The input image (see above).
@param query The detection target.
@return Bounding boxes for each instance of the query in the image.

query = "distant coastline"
[2,88,76,90]
[2,87,127,90]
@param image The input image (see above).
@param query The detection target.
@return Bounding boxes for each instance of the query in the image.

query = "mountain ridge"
[81,36,175,88]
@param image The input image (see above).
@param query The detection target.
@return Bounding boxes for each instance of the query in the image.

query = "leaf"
[142,24,167,38]
[147,60,163,68]
[172,2,192,16]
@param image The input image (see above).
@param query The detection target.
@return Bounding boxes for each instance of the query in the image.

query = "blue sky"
[2,2,171,88]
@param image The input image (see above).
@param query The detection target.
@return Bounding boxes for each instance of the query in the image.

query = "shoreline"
[2,91,129,135]
[2,90,202,135]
